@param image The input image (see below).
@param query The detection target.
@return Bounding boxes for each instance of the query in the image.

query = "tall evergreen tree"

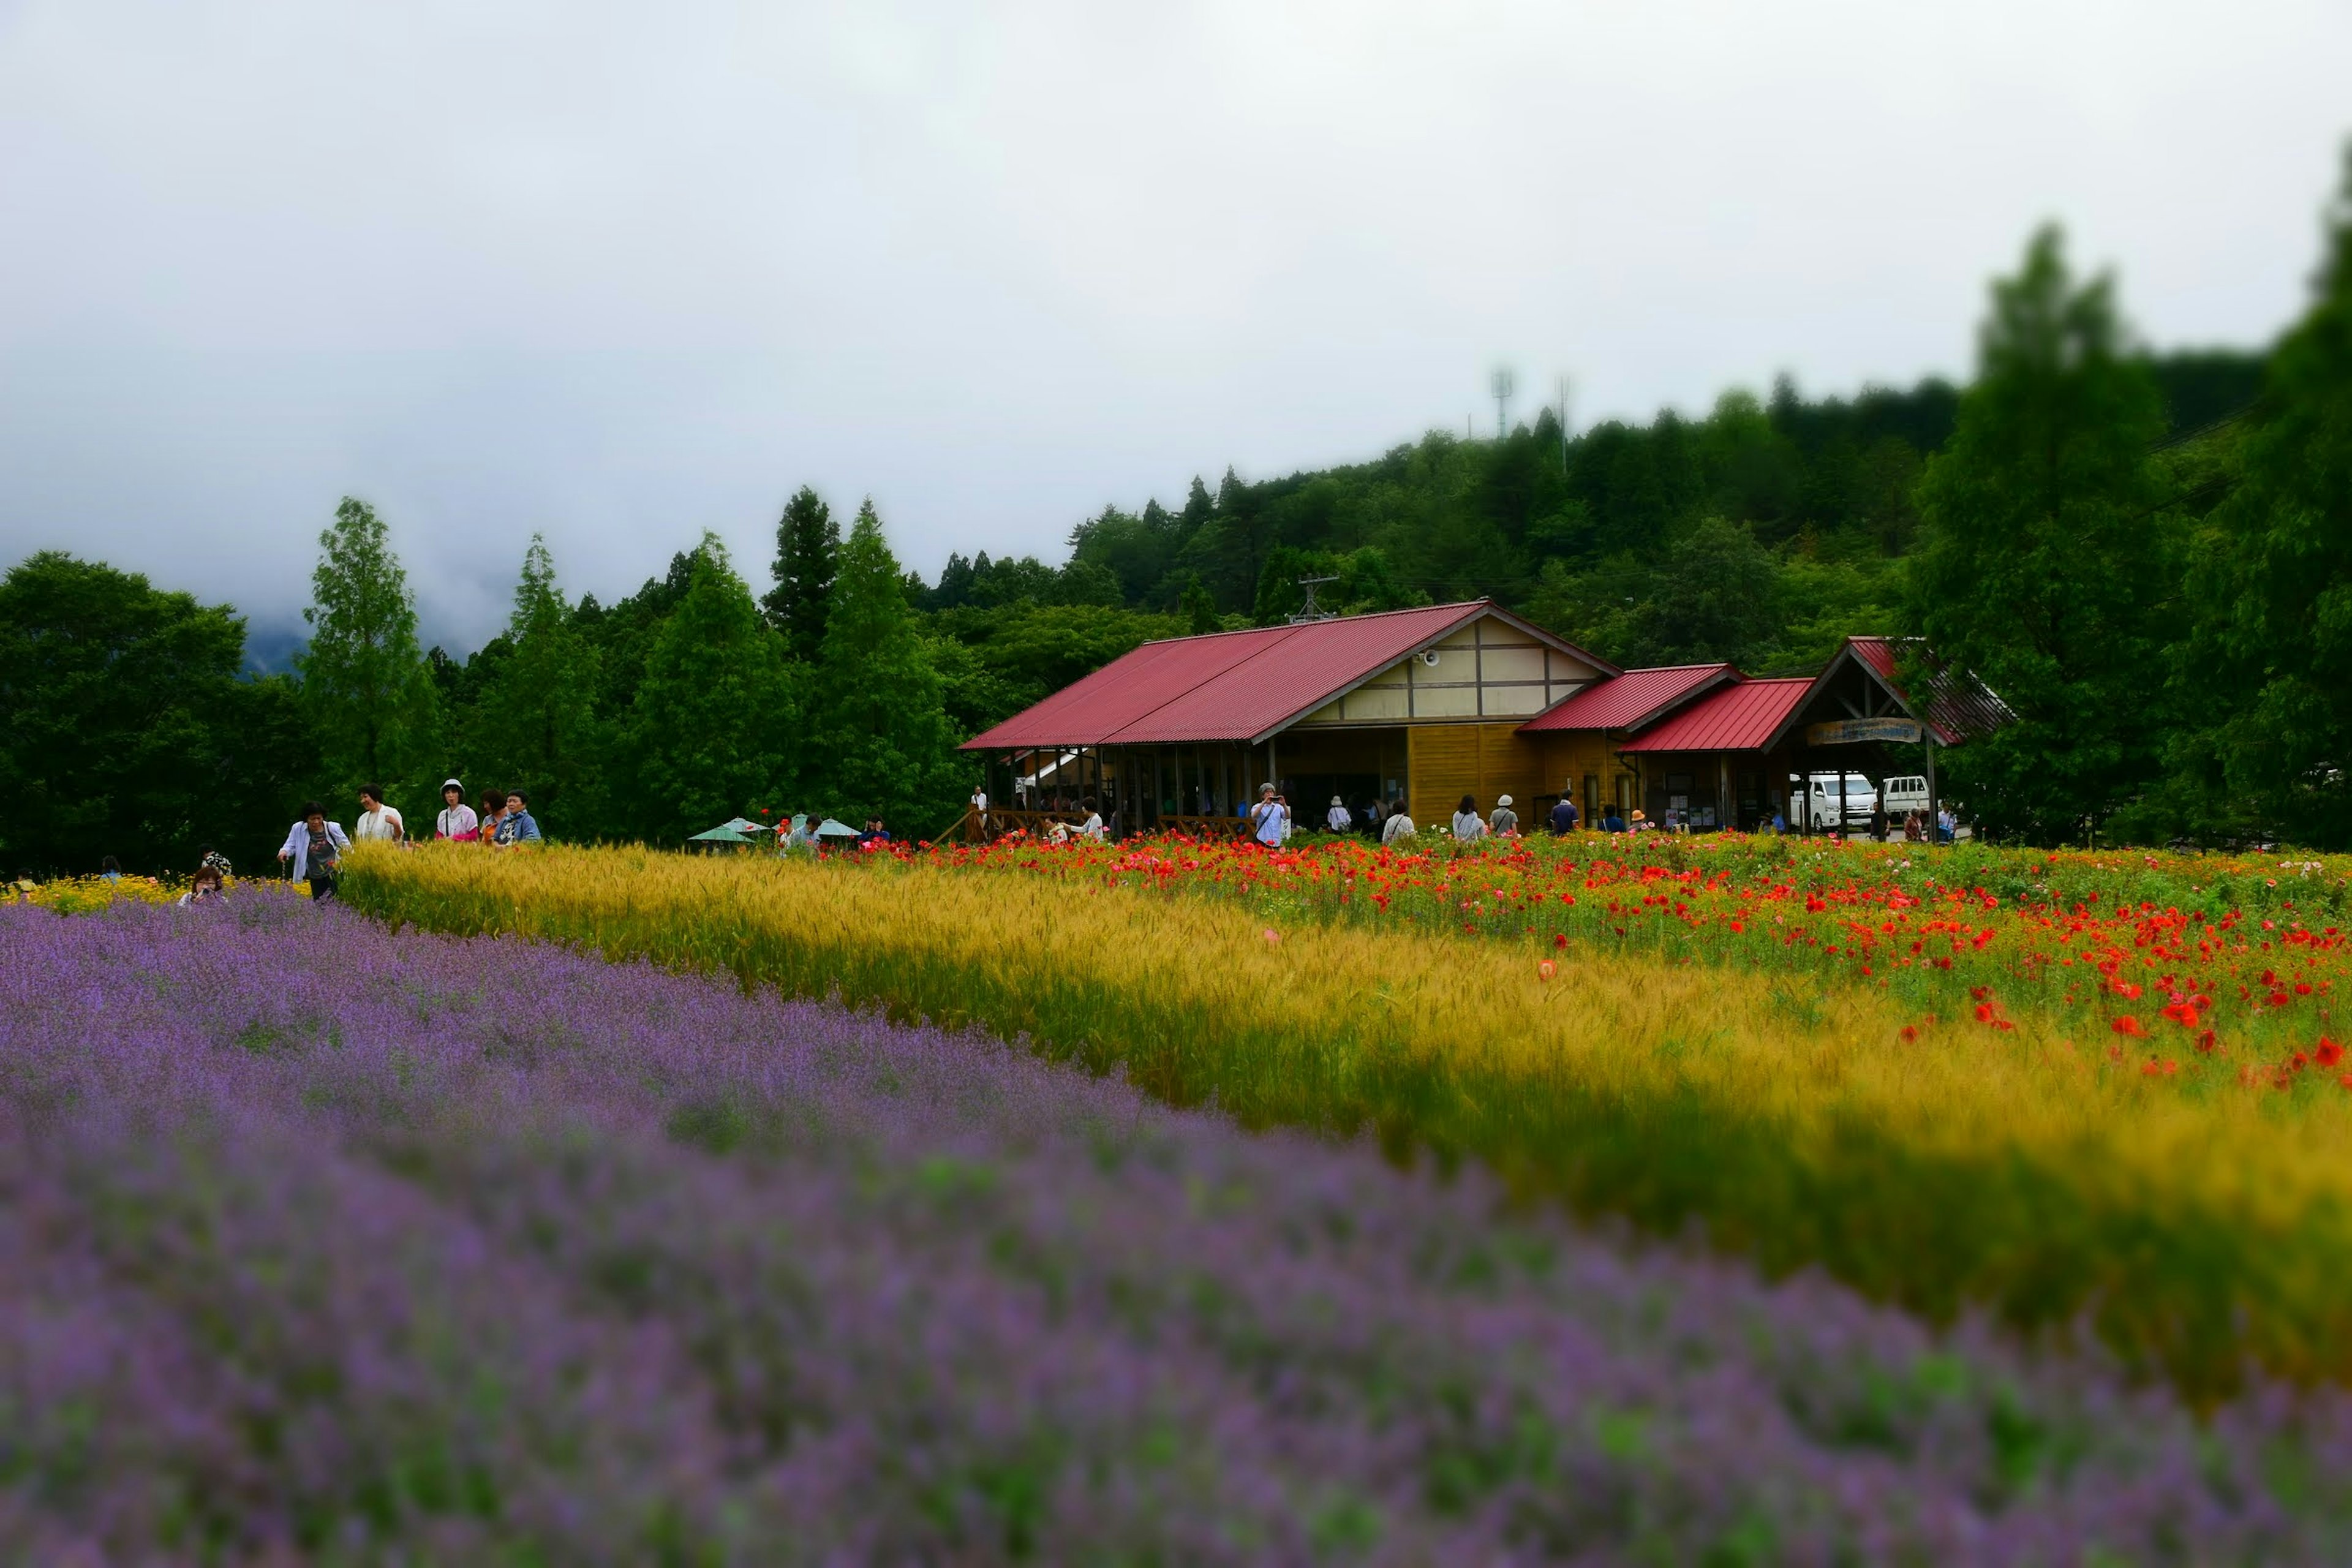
[813,499,967,834]
[764,486,839,662]
[1905,227,2169,842]
[462,535,605,833]
[2183,148,2352,844]
[628,535,797,841]
[297,497,438,797]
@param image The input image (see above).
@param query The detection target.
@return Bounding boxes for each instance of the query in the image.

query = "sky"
[2,1,2346,654]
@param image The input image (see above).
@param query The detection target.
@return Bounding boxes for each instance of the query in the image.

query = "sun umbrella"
[812,818,861,839]
[686,826,756,844]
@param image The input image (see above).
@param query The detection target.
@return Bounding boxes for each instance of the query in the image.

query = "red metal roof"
[1842,637,2012,746]
[961,601,1615,750]
[1618,678,1813,753]
[1517,663,1738,733]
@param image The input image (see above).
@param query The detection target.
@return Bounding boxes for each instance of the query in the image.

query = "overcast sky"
[2,1,2346,653]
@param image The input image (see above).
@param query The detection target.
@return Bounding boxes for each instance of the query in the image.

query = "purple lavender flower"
[0,899,2346,1562]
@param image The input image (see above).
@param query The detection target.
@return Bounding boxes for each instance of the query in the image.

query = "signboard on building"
[1806,717,1922,747]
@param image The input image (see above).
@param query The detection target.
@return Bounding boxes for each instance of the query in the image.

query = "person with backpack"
[277,801,351,900]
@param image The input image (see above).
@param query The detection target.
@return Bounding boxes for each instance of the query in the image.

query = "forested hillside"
[6,153,2348,870]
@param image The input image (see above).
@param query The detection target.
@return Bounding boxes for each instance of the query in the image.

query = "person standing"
[1489,794,1518,837]
[1451,795,1486,843]
[1249,784,1287,848]
[494,790,541,847]
[197,845,235,879]
[355,785,404,845]
[100,856,123,882]
[1381,801,1416,846]
[277,802,350,900]
[1601,804,1626,833]
[969,785,989,834]
[435,779,479,842]
[477,789,507,846]
[1325,795,1352,833]
[1549,790,1579,834]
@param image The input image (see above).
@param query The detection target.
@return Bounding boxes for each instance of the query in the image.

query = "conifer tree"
[1905,227,2169,842]
[2187,148,2352,842]
[630,535,797,840]
[297,497,439,797]
[813,499,967,833]
[764,486,839,662]
[462,535,605,832]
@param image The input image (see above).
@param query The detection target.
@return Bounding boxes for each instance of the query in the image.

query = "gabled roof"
[1618,679,1814,753]
[960,601,1616,751]
[1517,663,1740,734]
[1842,637,2013,746]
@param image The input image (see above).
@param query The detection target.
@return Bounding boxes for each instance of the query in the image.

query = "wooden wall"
[1406,723,1545,819]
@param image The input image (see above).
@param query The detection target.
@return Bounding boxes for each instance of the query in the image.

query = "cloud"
[1,0,2345,647]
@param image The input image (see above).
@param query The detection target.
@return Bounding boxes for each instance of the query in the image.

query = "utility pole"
[1289,575,1340,623]
[1491,368,1515,439]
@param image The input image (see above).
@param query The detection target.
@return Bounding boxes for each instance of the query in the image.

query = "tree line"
[4,151,2347,870]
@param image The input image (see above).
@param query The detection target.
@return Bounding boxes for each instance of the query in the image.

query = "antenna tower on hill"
[1290,575,1340,623]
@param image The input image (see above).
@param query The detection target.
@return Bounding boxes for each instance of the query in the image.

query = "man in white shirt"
[1325,796,1352,833]
[1250,785,1287,848]
[354,785,404,843]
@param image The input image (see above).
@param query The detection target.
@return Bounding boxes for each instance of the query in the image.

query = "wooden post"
[1924,732,1940,847]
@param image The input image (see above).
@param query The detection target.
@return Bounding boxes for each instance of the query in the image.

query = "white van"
[1786,772,1877,831]
[1880,775,1931,817]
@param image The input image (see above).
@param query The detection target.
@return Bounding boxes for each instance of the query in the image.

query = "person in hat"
[1325,794,1352,833]
[435,779,480,842]
[1489,794,1519,837]
[1630,808,1654,832]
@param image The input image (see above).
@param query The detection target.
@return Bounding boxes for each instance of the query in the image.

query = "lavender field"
[3,900,2348,1564]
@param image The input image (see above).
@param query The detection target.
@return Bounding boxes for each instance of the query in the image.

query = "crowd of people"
[271,780,543,900]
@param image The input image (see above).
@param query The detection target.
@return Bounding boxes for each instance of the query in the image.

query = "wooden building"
[957,601,1616,837]
[955,601,2004,839]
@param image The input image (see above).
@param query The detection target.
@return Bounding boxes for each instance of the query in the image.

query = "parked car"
[1786,772,1878,832]
[1880,774,1931,818]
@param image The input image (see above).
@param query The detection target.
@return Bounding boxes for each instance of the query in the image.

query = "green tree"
[813,500,968,834]
[628,536,798,841]
[1177,573,1222,635]
[2181,149,2352,845]
[0,552,315,872]
[763,486,839,662]
[1905,227,2170,843]
[297,497,438,795]
[461,536,606,834]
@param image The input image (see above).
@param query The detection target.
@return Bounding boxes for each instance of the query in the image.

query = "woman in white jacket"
[276,801,353,900]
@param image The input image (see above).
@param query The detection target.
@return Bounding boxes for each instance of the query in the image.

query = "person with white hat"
[1489,794,1520,837]
[1325,794,1352,832]
[435,778,480,842]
